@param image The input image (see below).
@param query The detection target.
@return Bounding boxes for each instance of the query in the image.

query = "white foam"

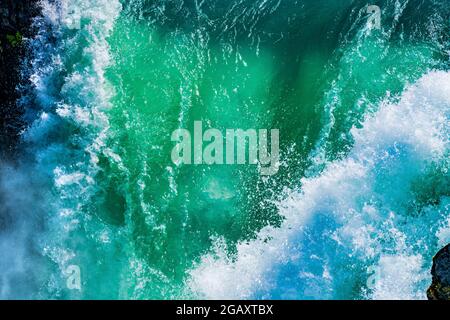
[7,0,123,297]
[436,199,450,247]
[371,254,426,300]
[187,71,450,299]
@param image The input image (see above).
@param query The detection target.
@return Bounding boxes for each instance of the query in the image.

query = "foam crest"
[2,0,123,298]
[188,71,450,299]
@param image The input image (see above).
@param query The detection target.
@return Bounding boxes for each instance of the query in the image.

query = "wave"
[0,0,122,299]
[187,70,450,300]
[1,0,449,299]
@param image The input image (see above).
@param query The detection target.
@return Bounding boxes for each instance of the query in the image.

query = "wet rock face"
[0,0,38,158]
[428,244,450,300]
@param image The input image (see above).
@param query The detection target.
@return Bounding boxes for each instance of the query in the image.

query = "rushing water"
[0,0,449,299]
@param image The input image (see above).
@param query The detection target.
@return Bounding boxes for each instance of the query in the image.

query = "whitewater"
[0,0,448,300]
[188,70,450,299]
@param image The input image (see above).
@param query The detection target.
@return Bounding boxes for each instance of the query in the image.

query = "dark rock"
[427,244,450,300]
[0,0,39,159]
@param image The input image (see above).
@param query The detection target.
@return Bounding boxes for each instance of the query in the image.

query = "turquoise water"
[0,0,449,299]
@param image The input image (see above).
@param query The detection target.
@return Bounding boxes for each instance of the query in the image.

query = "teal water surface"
[0,0,449,299]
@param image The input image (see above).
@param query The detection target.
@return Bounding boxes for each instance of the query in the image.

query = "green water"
[6,0,448,300]
[71,0,446,298]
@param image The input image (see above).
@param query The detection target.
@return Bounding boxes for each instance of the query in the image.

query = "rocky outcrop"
[0,0,38,158]
[428,244,450,300]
